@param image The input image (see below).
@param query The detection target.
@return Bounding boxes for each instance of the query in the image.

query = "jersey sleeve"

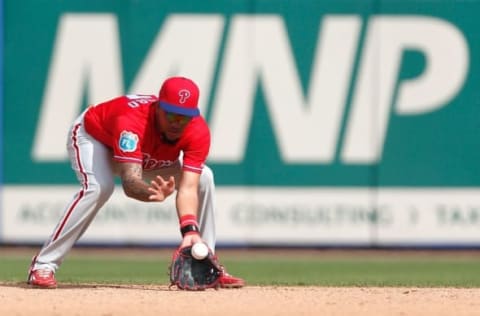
[182,120,211,173]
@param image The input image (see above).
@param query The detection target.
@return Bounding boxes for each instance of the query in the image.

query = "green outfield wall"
[2,0,480,247]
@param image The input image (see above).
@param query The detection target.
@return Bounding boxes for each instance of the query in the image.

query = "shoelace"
[219,266,232,276]
[35,269,53,278]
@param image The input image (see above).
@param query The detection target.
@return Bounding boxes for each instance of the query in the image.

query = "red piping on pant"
[52,123,89,242]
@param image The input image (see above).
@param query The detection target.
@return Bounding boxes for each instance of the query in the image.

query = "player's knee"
[199,166,215,193]
[87,180,114,203]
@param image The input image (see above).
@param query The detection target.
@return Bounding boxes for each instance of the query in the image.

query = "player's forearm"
[122,178,152,202]
[175,171,201,237]
[176,189,200,238]
[119,162,152,202]
[176,188,199,218]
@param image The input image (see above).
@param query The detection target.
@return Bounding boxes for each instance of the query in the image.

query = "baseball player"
[27,76,244,289]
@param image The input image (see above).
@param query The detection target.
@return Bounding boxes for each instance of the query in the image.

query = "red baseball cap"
[158,76,200,116]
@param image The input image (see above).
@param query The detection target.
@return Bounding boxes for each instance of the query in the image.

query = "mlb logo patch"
[119,130,139,152]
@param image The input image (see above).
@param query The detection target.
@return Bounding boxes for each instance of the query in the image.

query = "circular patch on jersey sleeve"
[118,130,139,152]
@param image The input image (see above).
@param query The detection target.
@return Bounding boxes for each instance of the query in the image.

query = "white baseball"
[191,242,209,260]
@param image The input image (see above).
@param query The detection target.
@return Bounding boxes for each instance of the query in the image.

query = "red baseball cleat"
[218,268,245,288]
[28,269,57,289]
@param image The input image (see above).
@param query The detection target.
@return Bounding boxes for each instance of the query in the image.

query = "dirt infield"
[2,247,480,315]
[1,283,480,316]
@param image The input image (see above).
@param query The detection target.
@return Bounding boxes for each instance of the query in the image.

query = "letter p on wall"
[342,16,469,163]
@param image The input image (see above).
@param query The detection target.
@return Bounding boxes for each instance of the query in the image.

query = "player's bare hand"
[179,233,203,248]
[148,175,175,201]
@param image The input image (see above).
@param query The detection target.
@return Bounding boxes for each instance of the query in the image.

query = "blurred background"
[2,0,480,250]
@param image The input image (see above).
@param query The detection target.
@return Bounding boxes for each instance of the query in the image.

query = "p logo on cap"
[178,89,191,104]
[159,77,200,117]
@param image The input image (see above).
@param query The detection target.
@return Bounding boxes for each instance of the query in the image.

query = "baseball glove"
[169,245,222,290]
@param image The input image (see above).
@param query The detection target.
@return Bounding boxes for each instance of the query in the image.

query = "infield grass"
[1,248,480,287]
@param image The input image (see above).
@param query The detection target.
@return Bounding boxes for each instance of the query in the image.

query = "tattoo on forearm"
[121,163,149,201]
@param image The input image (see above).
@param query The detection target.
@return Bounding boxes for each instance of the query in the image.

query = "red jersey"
[83,94,210,173]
